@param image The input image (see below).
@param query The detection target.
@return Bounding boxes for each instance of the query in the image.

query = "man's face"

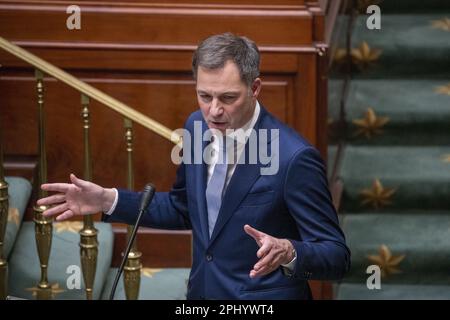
[196,60,261,133]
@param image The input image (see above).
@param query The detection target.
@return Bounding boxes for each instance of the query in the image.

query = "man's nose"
[210,98,223,116]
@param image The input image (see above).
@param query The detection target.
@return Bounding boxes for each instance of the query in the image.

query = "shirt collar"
[226,100,260,144]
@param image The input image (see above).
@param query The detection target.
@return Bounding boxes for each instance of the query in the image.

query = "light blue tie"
[206,137,228,237]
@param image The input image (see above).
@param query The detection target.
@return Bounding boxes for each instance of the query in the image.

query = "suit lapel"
[193,119,210,246]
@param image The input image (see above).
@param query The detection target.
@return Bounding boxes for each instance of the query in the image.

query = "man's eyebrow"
[196,90,240,95]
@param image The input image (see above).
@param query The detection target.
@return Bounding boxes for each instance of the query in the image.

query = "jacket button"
[206,254,213,261]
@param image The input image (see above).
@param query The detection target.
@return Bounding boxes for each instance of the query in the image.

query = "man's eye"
[221,96,237,103]
[200,95,212,101]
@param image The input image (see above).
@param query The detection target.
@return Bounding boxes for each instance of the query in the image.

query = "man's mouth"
[210,120,228,127]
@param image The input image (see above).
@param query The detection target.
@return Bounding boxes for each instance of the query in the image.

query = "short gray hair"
[192,33,260,87]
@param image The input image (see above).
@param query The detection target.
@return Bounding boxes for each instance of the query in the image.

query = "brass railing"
[0,37,179,144]
[123,119,142,300]
[0,36,181,300]
[32,69,53,300]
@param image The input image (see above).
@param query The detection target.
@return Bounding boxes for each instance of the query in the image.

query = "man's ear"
[251,78,262,98]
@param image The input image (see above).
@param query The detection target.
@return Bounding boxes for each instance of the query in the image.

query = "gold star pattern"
[441,154,450,163]
[356,0,382,14]
[26,283,65,299]
[434,84,450,96]
[333,48,348,64]
[431,18,450,31]
[350,42,382,70]
[352,107,389,139]
[141,268,163,278]
[54,221,83,233]
[8,207,20,226]
[367,244,405,278]
[360,179,396,209]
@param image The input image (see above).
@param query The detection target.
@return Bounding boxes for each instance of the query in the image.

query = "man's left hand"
[244,224,295,278]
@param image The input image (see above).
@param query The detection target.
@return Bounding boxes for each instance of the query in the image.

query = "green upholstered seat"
[101,267,190,300]
[7,221,114,300]
[3,177,32,258]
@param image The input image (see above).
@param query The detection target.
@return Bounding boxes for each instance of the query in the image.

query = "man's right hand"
[37,173,116,221]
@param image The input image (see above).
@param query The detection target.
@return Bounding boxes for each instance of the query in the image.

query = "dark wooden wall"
[0,0,333,298]
[0,0,328,189]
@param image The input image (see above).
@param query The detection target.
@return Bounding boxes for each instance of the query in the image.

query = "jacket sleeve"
[104,161,191,230]
[284,146,350,280]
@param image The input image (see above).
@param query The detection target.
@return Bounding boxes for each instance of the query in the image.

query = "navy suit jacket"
[106,106,350,299]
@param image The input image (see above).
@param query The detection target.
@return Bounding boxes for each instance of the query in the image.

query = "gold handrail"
[0,36,181,144]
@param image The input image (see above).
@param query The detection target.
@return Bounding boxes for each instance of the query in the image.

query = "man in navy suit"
[38,33,350,299]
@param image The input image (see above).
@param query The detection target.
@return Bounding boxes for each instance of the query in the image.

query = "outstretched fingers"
[37,194,66,206]
[251,252,278,278]
[41,183,71,193]
[55,210,75,221]
[256,242,271,259]
[43,202,69,217]
[244,224,264,247]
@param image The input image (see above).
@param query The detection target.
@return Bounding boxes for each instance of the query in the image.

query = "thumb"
[244,224,264,246]
[70,173,89,189]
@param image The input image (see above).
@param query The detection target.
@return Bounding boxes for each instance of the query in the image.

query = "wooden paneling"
[5,0,306,6]
[0,2,313,46]
[0,47,304,73]
[111,225,192,268]
[294,53,318,146]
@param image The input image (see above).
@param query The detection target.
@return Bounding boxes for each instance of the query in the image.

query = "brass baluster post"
[123,119,142,300]
[79,94,98,300]
[33,69,53,300]
[0,123,9,300]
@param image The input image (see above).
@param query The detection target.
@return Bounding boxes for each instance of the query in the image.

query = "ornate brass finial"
[26,282,64,299]
[33,69,54,299]
[79,93,98,300]
[123,118,142,300]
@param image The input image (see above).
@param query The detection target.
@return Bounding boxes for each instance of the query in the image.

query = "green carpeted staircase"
[331,0,450,299]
